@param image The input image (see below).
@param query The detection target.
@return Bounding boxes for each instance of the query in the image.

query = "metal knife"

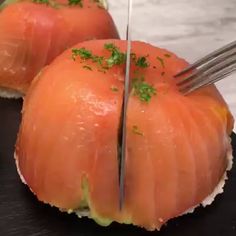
[119,0,133,210]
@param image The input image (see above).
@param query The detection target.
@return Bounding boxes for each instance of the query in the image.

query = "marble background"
[109,0,236,129]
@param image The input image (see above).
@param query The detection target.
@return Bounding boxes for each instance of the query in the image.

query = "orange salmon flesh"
[16,40,234,231]
[0,0,119,94]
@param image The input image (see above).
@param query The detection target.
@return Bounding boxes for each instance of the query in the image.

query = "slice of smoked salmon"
[15,39,234,230]
[0,0,119,95]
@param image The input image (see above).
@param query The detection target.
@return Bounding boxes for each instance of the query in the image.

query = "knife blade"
[119,0,133,210]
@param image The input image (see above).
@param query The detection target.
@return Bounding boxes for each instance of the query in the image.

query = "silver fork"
[174,40,236,94]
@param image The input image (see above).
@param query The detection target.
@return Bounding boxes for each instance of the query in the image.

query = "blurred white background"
[109,0,236,128]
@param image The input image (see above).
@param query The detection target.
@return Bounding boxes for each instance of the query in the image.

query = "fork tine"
[174,40,236,77]
[179,57,236,94]
[203,65,236,87]
[177,50,236,86]
[178,54,236,90]
[181,66,236,95]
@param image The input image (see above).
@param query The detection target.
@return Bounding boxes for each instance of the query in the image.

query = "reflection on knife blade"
[118,0,133,210]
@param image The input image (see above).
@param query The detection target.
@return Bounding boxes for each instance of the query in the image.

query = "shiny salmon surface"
[0,0,119,94]
[16,40,234,230]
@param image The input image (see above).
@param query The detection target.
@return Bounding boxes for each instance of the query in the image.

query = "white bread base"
[14,138,234,223]
[15,156,27,185]
[0,87,23,99]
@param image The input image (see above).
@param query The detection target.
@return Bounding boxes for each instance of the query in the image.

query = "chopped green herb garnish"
[72,48,105,70]
[104,43,116,51]
[72,44,126,71]
[92,55,104,66]
[164,54,171,58]
[132,125,144,136]
[104,43,126,67]
[132,77,157,102]
[156,56,165,68]
[131,53,150,68]
[33,0,49,5]
[83,65,92,71]
[72,48,92,61]
[68,0,83,6]
[111,86,119,92]
[130,53,137,61]
[72,43,152,74]
[98,69,107,74]
[135,56,149,68]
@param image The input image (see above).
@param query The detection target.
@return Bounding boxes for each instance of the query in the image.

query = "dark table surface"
[0,98,235,236]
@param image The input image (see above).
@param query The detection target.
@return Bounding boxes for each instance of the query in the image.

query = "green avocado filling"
[0,0,19,10]
[92,212,113,227]
[72,177,113,226]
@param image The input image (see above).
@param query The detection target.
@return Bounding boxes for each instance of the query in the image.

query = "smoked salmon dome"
[0,0,118,97]
[15,40,234,231]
